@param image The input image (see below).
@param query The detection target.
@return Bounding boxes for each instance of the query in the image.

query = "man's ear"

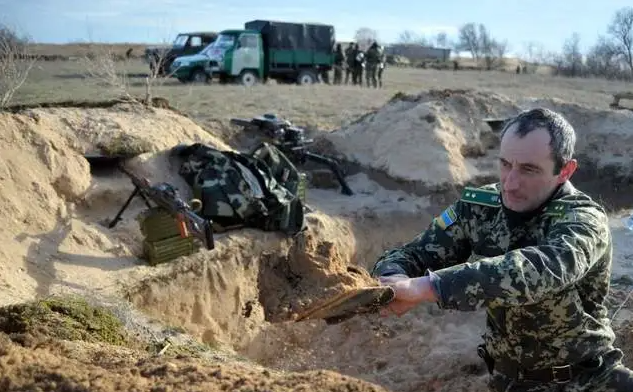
[558,159,578,183]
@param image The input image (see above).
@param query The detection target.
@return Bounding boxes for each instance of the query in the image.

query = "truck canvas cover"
[244,20,335,52]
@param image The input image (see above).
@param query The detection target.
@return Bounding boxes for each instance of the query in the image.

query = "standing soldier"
[377,44,386,87]
[364,42,380,88]
[333,43,345,85]
[352,43,365,86]
[344,43,354,85]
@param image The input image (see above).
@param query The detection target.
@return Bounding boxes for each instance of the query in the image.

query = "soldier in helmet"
[372,108,633,392]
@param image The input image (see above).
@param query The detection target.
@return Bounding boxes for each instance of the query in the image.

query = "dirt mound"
[0,103,230,305]
[324,89,518,190]
[0,299,387,392]
[325,89,633,204]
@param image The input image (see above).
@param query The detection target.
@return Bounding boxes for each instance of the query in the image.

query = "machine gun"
[230,114,354,196]
[108,164,215,250]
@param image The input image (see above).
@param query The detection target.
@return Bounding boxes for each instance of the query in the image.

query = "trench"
[46,99,633,392]
[6,94,633,391]
[119,149,633,392]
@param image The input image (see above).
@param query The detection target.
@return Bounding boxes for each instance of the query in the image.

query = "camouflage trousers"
[365,64,378,88]
[487,349,633,391]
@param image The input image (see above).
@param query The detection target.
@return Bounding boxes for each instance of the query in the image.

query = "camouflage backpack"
[172,142,306,235]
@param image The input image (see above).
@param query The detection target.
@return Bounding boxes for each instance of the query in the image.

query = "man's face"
[498,125,577,212]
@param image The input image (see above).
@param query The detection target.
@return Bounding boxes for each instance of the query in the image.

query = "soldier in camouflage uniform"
[377,45,386,87]
[352,43,364,86]
[344,43,355,85]
[364,42,380,88]
[371,108,633,391]
[333,43,345,85]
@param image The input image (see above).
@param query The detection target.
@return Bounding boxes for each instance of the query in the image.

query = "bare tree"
[522,41,546,64]
[608,7,633,73]
[354,27,379,49]
[586,36,622,78]
[398,30,418,44]
[478,25,508,70]
[79,44,135,101]
[79,31,180,105]
[435,32,448,48]
[0,24,35,108]
[455,23,480,60]
[562,32,583,77]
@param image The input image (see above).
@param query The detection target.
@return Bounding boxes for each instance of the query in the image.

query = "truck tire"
[240,70,259,86]
[190,69,209,84]
[297,70,317,85]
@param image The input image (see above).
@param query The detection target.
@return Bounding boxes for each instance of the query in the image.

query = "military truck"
[200,20,335,86]
[144,32,218,76]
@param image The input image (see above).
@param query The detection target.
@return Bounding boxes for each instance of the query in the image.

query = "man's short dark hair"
[500,108,576,174]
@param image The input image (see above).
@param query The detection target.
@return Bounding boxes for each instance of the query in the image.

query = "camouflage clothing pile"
[372,181,633,391]
[172,142,306,235]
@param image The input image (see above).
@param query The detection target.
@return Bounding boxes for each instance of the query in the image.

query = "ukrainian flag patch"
[435,206,457,230]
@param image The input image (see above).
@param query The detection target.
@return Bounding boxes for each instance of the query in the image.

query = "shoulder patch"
[542,201,568,217]
[434,206,458,230]
[460,186,501,207]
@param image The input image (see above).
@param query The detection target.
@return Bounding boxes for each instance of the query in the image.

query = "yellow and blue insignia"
[434,206,458,230]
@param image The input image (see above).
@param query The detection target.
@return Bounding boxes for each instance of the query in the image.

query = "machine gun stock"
[230,114,354,196]
[108,165,215,250]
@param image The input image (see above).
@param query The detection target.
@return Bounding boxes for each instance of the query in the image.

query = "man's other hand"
[378,275,438,317]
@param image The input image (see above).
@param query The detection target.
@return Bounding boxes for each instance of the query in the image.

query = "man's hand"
[378,275,438,317]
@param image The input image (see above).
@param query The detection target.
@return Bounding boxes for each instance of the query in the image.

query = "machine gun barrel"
[109,165,215,250]
[230,118,256,128]
[303,152,354,196]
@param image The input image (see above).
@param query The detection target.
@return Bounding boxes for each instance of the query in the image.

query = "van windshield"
[213,34,236,49]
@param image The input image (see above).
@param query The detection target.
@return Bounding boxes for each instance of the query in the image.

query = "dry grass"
[28,43,149,59]
[12,58,633,135]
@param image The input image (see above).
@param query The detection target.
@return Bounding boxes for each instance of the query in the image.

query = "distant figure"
[364,42,380,88]
[344,43,355,85]
[126,48,133,59]
[377,45,386,87]
[333,43,345,85]
[352,44,365,86]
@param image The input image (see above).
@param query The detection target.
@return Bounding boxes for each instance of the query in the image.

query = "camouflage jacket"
[365,47,381,65]
[371,181,615,370]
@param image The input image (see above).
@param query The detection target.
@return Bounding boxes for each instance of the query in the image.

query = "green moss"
[0,295,130,346]
[145,337,213,359]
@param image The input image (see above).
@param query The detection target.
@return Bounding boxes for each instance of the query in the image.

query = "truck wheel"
[240,70,259,86]
[190,69,209,84]
[297,70,317,85]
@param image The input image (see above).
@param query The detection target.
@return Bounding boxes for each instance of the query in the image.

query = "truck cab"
[204,20,335,86]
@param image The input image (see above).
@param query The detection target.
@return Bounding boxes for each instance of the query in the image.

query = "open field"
[2,55,633,392]
[12,58,631,130]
